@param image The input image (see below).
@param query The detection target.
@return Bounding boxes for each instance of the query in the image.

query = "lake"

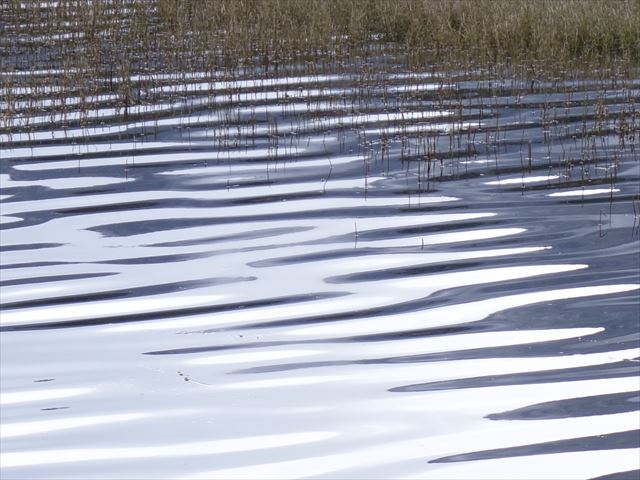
[1,66,639,479]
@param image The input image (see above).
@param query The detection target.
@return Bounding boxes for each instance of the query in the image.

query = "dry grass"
[3,0,639,76]
[164,0,640,68]
[1,0,638,129]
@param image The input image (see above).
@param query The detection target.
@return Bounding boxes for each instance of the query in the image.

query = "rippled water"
[1,68,639,479]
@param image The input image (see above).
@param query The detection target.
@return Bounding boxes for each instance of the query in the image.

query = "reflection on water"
[1,60,639,479]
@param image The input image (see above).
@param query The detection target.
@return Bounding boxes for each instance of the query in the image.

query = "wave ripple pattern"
[1,66,640,480]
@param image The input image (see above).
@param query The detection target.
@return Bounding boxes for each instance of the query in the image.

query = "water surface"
[1,67,639,479]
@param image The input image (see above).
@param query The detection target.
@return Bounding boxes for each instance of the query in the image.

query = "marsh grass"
[1,0,638,196]
[162,0,640,69]
[2,0,639,85]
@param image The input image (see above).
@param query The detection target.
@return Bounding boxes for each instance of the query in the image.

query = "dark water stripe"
[0,261,76,270]
[147,226,314,247]
[0,242,62,252]
[0,272,117,287]
[429,430,639,463]
[144,326,476,356]
[0,277,252,310]
[389,361,639,392]
[487,391,640,420]
[591,470,640,480]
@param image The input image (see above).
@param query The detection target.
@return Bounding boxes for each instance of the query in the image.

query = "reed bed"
[161,0,640,68]
[2,0,639,86]
[1,0,638,188]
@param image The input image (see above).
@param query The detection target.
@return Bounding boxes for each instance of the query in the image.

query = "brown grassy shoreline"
[1,0,639,125]
[162,0,640,66]
[3,0,639,74]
